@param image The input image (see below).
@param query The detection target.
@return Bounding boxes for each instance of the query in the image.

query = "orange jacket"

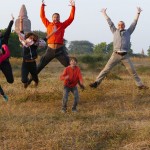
[60,66,83,88]
[40,4,75,44]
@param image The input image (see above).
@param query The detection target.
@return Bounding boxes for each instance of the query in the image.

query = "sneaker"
[138,85,149,90]
[61,108,67,113]
[72,108,77,113]
[3,95,8,102]
[89,82,98,88]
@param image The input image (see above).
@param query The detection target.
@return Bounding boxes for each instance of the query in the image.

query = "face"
[52,14,60,23]
[118,21,125,30]
[70,59,77,67]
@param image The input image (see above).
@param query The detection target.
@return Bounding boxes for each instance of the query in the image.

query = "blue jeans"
[62,86,79,110]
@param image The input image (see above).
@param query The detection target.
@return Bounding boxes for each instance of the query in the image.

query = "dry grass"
[0,57,150,150]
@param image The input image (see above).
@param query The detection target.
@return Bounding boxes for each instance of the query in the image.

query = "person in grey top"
[90,7,148,90]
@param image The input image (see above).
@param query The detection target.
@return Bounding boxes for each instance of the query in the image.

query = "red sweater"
[0,44,10,64]
[60,66,83,88]
[40,4,75,44]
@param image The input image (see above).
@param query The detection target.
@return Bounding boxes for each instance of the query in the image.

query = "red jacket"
[60,66,83,88]
[0,44,10,64]
[40,4,75,44]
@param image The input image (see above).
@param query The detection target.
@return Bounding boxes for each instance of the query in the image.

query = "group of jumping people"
[0,0,148,112]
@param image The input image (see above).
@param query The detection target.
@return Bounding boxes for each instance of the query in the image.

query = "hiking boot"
[72,109,77,113]
[61,108,67,113]
[3,94,8,102]
[138,85,149,90]
[89,82,98,88]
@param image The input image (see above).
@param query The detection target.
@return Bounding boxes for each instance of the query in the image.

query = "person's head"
[69,57,77,67]
[118,21,125,30]
[25,32,38,43]
[52,13,60,23]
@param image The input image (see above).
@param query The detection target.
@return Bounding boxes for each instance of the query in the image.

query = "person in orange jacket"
[60,57,85,113]
[28,0,75,85]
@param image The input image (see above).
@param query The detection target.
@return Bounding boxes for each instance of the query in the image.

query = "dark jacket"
[23,44,38,60]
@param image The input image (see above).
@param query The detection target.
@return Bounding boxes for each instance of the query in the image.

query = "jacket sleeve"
[60,68,68,81]
[106,18,117,33]
[78,68,83,85]
[3,20,14,42]
[62,6,75,29]
[127,20,137,35]
[0,44,10,64]
[40,4,50,28]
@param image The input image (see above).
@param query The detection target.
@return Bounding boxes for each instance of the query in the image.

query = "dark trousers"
[0,59,14,84]
[21,61,38,84]
[37,46,70,74]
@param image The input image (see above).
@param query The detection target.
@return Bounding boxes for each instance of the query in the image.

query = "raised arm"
[3,15,14,42]
[40,0,50,28]
[128,7,142,34]
[62,0,75,28]
[101,8,116,33]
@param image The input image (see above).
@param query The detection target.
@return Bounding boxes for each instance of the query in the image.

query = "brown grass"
[0,57,150,150]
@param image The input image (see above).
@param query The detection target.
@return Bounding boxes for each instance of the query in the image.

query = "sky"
[0,0,150,54]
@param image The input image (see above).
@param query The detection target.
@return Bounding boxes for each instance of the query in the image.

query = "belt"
[48,44,63,49]
[24,59,35,62]
[115,51,127,56]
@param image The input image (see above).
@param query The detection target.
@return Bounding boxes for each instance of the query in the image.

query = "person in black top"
[0,15,14,84]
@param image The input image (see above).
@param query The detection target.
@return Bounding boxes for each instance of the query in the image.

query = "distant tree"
[147,46,150,56]
[8,31,22,57]
[93,42,113,56]
[68,40,94,54]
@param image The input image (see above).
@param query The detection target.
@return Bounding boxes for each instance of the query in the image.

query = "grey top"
[106,18,137,52]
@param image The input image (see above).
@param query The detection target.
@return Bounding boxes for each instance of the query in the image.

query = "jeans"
[0,59,14,84]
[62,86,79,110]
[21,61,38,84]
[95,52,143,87]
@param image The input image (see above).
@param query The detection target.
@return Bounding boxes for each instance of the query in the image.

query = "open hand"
[101,8,107,14]
[137,7,142,14]
[69,0,75,6]
[42,0,46,6]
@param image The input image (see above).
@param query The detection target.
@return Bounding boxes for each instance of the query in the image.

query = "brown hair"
[52,13,60,17]
[69,57,78,63]
[25,32,38,42]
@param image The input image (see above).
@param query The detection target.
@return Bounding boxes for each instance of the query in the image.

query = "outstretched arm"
[40,0,50,27]
[3,15,14,43]
[101,8,116,33]
[128,7,142,34]
[135,7,142,21]
[63,0,75,28]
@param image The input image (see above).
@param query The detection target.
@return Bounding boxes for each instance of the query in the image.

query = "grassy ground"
[0,57,150,150]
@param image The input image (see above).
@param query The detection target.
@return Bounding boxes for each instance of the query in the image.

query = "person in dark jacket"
[18,17,46,88]
[18,31,39,88]
[0,15,14,84]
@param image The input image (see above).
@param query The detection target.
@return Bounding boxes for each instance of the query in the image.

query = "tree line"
[1,29,149,57]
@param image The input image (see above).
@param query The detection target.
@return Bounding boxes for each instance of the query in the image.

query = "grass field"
[0,57,150,150]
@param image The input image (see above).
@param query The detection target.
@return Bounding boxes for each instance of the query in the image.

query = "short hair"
[118,21,125,25]
[52,13,60,17]
[69,57,78,63]
[25,32,38,42]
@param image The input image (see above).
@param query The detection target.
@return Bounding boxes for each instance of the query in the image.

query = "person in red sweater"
[60,57,84,113]
[28,0,75,85]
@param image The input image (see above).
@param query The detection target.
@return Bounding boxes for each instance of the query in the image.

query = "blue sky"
[0,0,150,54]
